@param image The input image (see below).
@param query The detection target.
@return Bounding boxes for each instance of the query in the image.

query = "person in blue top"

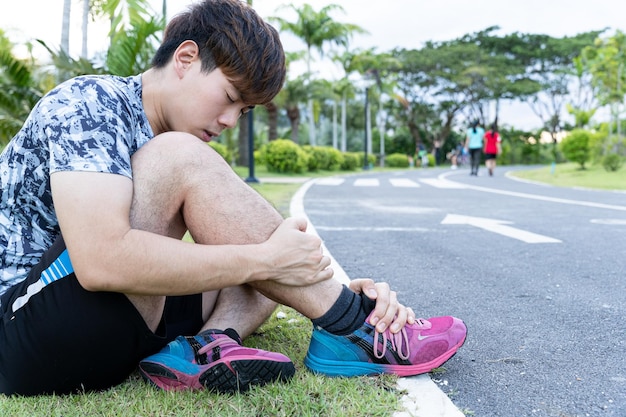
[0,0,466,396]
[464,119,485,176]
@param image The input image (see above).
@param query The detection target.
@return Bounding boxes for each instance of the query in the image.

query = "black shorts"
[484,153,497,160]
[0,236,204,395]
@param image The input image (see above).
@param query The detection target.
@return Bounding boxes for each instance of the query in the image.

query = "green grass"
[0,308,402,416]
[510,162,626,191]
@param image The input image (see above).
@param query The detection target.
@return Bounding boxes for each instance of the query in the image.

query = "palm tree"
[0,37,43,145]
[90,0,164,75]
[343,49,400,165]
[279,75,308,142]
[270,3,366,146]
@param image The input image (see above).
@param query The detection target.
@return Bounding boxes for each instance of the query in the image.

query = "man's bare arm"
[51,171,332,295]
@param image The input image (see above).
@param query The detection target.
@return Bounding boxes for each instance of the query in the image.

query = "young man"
[0,0,466,396]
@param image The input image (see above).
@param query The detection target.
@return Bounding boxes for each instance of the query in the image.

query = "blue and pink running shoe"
[139,328,295,393]
[304,313,466,377]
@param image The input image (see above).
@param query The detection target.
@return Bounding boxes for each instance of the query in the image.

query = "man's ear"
[173,40,200,78]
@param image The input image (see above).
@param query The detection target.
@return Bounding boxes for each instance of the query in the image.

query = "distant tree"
[580,30,626,140]
[560,129,592,169]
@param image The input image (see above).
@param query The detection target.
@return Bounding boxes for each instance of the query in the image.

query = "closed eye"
[240,105,255,117]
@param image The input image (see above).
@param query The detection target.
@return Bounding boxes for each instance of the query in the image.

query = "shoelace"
[373,318,431,360]
[197,335,238,359]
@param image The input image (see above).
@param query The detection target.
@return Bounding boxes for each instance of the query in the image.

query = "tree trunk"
[81,0,89,58]
[307,99,315,146]
[266,101,279,141]
[61,0,72,55]
[332,100,337,149]
[237,116,249,166]
[287,106,300,142]
[341,94,347,152]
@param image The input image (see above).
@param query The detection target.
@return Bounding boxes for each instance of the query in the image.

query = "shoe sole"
[304,335,466,377]
[139,358,295,393]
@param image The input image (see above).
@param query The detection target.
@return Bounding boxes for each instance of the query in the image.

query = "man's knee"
[132,132,226,174]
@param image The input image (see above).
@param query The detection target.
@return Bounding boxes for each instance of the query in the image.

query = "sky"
[1,0,625,129]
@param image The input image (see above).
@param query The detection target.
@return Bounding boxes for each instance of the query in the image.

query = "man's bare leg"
[128,133,342,336]
[131,133,466,391]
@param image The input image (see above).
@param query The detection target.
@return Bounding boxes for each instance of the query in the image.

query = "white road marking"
[440,172,626,212]
[420,178,467,189]
[315,178,345,186]
[441,214,562,243]
[354,178,380,187]
[389,178,420,188]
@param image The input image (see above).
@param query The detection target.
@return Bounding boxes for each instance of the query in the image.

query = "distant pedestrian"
[464,120,484,176]
[433,138,443,166]
[483,123,502,176]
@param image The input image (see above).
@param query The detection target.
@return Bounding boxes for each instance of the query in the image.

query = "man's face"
[168,66,253,142]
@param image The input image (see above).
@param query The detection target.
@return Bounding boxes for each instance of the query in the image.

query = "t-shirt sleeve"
[43,77,136,179]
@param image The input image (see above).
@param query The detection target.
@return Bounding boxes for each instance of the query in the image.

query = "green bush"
[260,139,308,174]
[208,142,232,163]
[301,146,345,172]
[559,129,591,169]
[602,153,623,172]
[341,152,359,171]
[324,147,344,171]
[302,145,326,171]
[385,153,410,168]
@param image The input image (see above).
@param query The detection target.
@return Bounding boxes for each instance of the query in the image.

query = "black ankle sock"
[311,285,376,335]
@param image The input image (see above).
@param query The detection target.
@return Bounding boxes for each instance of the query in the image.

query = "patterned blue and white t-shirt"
[0,74,154,295]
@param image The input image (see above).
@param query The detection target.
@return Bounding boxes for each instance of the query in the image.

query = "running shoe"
[139,328,295,393]
[304,313,466,377]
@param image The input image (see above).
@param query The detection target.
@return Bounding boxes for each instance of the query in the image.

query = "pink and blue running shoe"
[139,328,295,393]
[304,313,466,377]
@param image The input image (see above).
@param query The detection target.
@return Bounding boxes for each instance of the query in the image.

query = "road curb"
[289,178,464,417]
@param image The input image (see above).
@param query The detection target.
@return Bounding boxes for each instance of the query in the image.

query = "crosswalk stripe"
[389,178,420,188]
[354,178,380,187]
[315,178,345,186]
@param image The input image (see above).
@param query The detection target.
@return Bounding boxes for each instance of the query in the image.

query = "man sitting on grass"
[0,0,466,395]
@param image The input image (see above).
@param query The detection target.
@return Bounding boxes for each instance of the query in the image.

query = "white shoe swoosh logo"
[417,333,430,341]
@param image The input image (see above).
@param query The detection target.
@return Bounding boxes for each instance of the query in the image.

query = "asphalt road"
[301,166,626,417]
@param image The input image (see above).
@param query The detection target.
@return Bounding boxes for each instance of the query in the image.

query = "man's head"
[152,0,286,105]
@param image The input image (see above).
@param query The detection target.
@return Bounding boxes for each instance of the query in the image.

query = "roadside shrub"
[208,142,232,163]
[559,129,591,169]
[324,147,344,171]
[260,139,308,173]
[385,153,410,168]
[302,145,326,171]
[602,153,623,172]
[341,152,359,171]
[301,146,345,171]
[426,153,436,167]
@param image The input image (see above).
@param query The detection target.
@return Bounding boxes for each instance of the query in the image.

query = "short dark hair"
[152,0,286,105]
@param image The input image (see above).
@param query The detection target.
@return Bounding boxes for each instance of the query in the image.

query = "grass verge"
[0,307,401,416]
[509,162,626,191]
